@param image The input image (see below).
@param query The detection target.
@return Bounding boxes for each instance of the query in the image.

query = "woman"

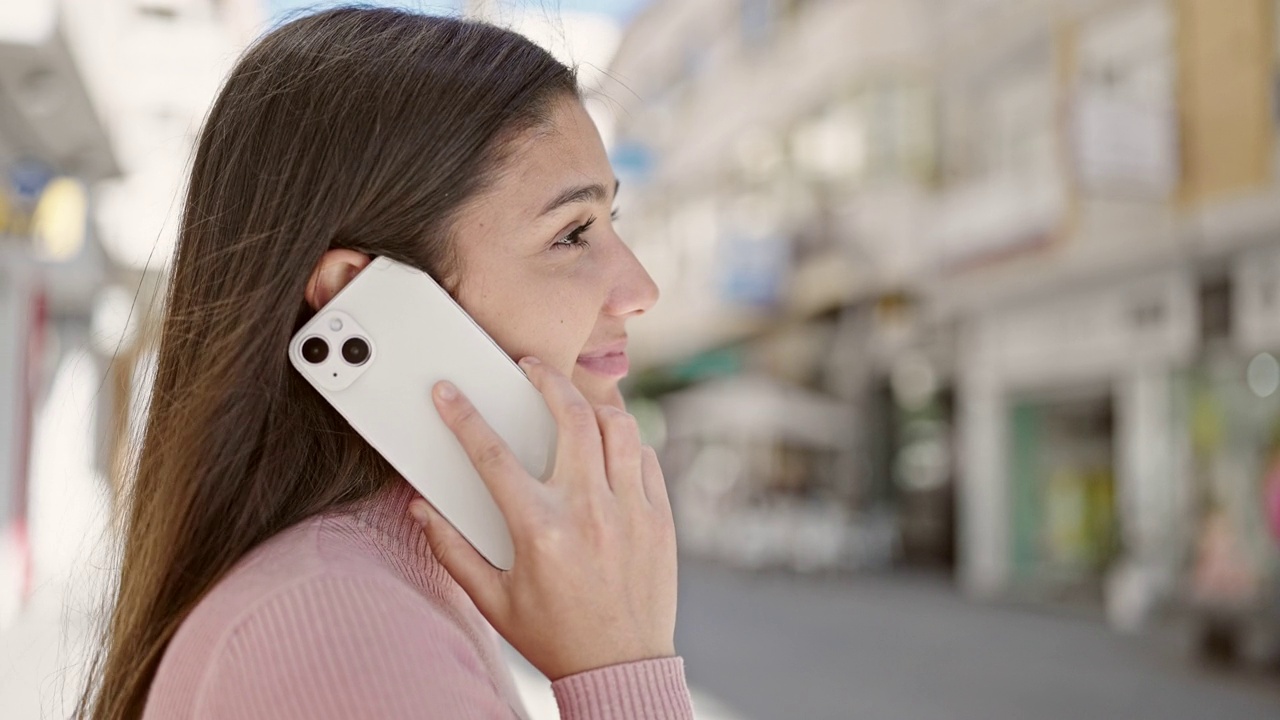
[78,8,690,719]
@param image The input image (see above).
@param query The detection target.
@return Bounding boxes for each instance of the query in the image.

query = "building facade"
[609,0,1280,654]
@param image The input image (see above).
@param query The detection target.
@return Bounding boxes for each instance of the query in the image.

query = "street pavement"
[674,558,1280,720]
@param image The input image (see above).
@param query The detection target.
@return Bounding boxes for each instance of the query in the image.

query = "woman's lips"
[577,350,629,378]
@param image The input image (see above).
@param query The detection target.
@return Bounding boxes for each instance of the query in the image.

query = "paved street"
[675,559,1280,720]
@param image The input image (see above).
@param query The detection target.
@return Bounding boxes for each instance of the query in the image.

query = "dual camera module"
[301,335,370,366]
[294,313,374,391]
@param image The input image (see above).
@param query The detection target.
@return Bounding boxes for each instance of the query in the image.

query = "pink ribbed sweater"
[142,480,694,719]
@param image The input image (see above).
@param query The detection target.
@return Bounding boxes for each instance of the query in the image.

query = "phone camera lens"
[301,336,329,364]
[342,337,370,365]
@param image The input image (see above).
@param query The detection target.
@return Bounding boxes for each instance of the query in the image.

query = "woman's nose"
[604,240,660,318]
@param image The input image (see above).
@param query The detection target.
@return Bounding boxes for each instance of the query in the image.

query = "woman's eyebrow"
[539,179,620,216]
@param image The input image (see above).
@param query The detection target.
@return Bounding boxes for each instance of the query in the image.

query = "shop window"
[1200,274,1233,345]
[948,34,1056,183]
[1010,394,1119,589]
[794,80,936,188]
[1183,352,1280,617]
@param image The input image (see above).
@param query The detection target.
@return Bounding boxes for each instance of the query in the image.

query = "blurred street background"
[2,0,1280,718]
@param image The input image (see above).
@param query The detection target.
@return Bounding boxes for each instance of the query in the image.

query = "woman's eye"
[554,233,588,249]
[553,216,596,250]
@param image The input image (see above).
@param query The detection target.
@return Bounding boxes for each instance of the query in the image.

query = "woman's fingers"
[432,380,533,517]
[640,445,670,512]
[518,358,606,490]
[423,366,680,682]
[410,499,508,618]
[596,406,645,503]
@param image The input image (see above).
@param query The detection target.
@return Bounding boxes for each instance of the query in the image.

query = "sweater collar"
[347,478,457,597]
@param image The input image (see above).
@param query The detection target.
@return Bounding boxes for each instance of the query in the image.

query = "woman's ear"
[305,249,373,311]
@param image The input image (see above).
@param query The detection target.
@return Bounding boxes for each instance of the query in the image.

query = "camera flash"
[329,317,344,332]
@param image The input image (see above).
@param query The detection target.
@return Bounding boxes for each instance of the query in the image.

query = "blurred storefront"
[1160,248,1280,664]
[609,0,950,573]
[840,297,958,571]
[611,0,1280,655]
[660,372,862,571]
[1175,346,1280,665]
[1010,393,1118,591]
[956,270,1197,618]
[873,362,957,569]
[945,0,1280,653]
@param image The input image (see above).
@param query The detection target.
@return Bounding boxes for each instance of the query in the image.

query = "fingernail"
[519,356,540,369]
[435,381,458,402]
[408,501,431,527]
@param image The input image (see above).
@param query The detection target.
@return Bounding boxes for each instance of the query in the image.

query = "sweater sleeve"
[551,657,694,720]
[194,574,518,719]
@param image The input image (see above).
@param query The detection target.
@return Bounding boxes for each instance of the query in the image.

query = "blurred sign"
[610,140,653,185]
[974,270,1196,385]
[1073,0,1177,199]
[717,231,789,307]
[1,168,87,261]
[9,161,53,205]
[1072,92,1178,199]
[930,171,1065,269]
[1,162,53,239]
[30,177,87,260]
[1234,246,1280,354]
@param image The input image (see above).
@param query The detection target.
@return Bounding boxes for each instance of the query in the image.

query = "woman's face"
[447,97,659,410]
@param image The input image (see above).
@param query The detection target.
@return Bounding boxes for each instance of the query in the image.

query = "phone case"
[288,255,557,570]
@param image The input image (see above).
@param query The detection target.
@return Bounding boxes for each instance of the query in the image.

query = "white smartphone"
[288,255,557,570]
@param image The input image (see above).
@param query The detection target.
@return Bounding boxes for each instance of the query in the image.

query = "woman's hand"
[408,357,678,681]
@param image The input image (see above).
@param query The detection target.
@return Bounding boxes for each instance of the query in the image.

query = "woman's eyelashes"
[554,216,595,250]
[551,208,620,251]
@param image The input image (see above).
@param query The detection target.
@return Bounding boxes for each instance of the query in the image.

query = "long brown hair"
[79,8,577,719]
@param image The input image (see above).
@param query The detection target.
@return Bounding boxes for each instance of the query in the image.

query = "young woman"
[78,8,691,719]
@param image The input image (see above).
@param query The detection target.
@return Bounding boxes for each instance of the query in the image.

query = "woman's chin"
[572,372,624,410]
